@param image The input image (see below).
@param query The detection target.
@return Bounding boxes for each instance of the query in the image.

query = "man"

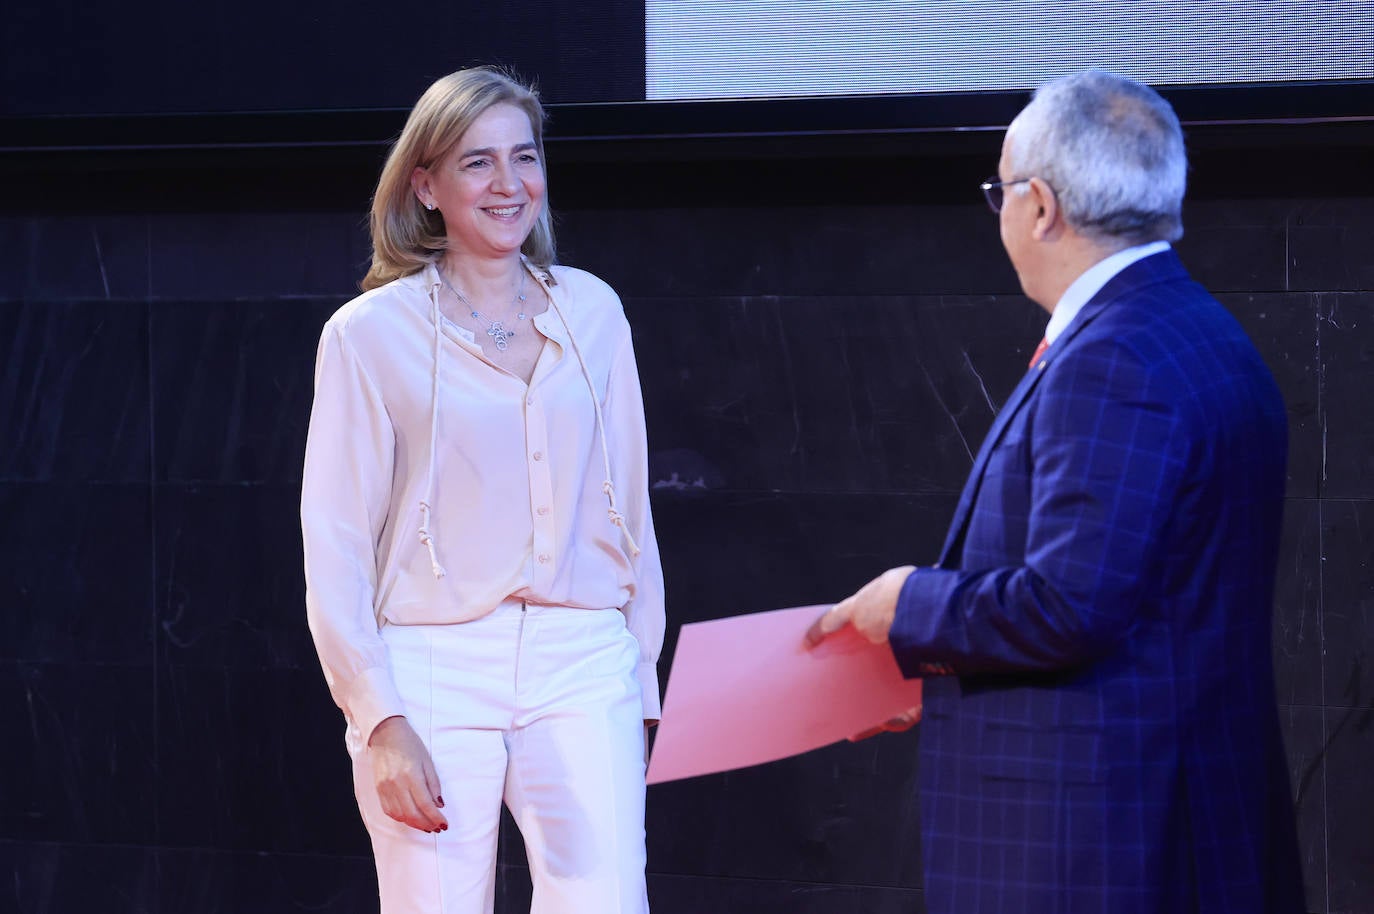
[807,69,1304,912]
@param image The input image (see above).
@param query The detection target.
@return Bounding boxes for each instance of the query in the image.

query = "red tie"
[1029,337,1049,369]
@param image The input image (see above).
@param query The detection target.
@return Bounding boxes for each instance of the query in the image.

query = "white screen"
[646,1,1374,100]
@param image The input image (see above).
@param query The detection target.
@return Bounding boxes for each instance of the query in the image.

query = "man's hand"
[368,716,448,834]
[805,565,916,647]
[849,706,922,742]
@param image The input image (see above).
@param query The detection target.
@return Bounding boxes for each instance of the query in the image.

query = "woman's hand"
[367,716,448,834]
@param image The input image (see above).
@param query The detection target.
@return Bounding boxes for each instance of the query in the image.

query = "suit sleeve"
[300,320,406,741]
[890,337,1190,676]
[603,326,666,721]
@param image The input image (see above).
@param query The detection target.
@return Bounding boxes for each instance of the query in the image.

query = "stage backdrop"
[2,2,1373,912]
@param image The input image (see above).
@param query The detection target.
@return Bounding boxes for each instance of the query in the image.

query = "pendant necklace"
[443,267,528,352]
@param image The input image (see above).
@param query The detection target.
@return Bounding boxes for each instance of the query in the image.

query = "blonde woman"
[301,67,663,914]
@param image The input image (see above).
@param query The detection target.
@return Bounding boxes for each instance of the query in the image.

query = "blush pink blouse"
[301,260,665,742]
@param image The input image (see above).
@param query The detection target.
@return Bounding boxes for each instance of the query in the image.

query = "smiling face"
[412,102,547,261]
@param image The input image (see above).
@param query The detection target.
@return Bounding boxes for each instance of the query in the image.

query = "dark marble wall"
[2,129,1371,914]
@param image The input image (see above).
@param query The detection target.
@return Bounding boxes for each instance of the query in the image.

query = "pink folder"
[646,605,924,785]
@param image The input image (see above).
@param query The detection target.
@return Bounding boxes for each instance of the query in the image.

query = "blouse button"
[537,553,551,564]
[537,506,550,516]
[532,451,544,461]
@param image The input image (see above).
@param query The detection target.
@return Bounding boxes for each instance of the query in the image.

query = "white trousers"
[347,601,649,914]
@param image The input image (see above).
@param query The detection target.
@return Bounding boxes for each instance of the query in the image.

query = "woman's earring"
[425,202,436,211]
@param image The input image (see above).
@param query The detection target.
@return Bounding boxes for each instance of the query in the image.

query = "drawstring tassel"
[602,480,641,557]
[418,274,447,581]
[418,500,447,578]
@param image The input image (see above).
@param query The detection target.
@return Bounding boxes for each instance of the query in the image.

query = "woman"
[301,67,664,914]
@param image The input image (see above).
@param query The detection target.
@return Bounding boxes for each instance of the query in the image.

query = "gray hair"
[1007,69,1186,244]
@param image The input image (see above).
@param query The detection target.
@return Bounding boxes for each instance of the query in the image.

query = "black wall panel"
[2,23,1372,912]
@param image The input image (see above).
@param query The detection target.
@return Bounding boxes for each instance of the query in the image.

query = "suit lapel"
[936,250,1186,567]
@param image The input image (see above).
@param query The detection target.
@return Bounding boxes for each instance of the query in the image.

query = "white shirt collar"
[1044,241,1170,344]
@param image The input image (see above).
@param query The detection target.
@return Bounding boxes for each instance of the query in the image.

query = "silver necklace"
[443,268,528,352]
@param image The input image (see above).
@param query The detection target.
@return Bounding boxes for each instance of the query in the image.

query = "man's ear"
[1028,176,1060,241]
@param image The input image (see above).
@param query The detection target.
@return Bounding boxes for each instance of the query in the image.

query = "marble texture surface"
[560,203,1020,300]
[3,137,1373,913]
[146,215,367,301]
[1272,499,1323,708]
[645,871,927,914]
[0,483,154,665]
[0,300,150,483]
[629,294,1038,497]
[1218,291,1322,499]
[151,300,339,484]
[0,217,151,303]
[1320,500,1374,713]
[155,846,378,914]
[156,664,364,856]
[1318,292,1374,499]
[2,840,157,914]
[1173,198,1291,293]
[1289,201,1374,293]
[644,730,922,887]
[1325,700,1374,912]
[154,484,313,671]
[0,662,156,845]
[1280,705,1328,914]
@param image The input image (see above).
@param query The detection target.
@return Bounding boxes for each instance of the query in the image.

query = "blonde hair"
[362,67,556,291]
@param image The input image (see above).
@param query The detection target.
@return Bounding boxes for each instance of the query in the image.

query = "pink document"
[646,605,924,785]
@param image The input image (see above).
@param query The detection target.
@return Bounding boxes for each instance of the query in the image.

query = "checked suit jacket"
[889,250,1305,913]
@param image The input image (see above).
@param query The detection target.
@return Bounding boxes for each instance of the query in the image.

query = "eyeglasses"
[980,176,1033,214]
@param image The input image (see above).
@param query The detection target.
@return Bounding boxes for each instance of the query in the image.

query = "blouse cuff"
[636,661,662,722]
[347,665,408,744]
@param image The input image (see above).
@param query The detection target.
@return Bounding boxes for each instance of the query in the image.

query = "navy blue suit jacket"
[890,250,1304,912]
